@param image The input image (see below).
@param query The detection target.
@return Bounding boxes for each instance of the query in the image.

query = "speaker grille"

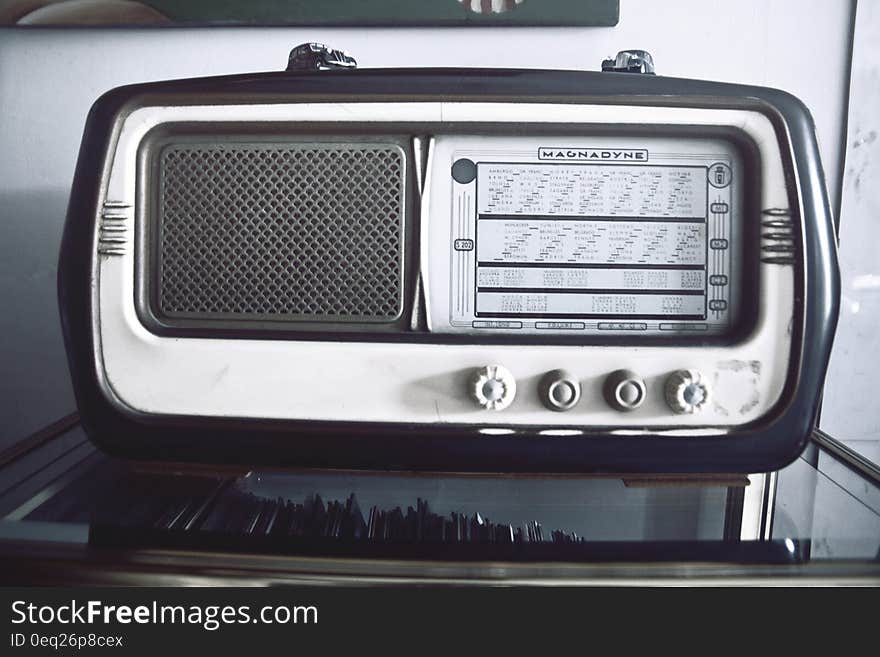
[155,141,405,323]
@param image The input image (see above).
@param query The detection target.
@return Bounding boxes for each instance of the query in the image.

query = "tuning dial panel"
[665,369,711,414]
[538,370,581,412]
[603,369,647,412]
[470,365,517,410]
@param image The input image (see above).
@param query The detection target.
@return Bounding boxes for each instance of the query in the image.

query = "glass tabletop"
[0,424,877,584]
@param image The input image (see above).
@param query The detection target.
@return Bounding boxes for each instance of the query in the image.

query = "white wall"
[820,0,880,463]
[0,0,855,447]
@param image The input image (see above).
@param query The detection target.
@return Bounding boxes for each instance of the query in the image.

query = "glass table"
[0,422,877,585]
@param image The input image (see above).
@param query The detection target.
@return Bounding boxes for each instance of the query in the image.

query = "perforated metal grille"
[155,141,405,323]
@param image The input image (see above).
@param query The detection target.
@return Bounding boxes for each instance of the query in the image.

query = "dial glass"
[429,134,749,338]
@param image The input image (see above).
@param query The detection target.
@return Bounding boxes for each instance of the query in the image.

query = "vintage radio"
[58,46,839,473]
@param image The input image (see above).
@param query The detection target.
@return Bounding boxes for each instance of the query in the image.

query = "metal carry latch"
[287,43,357,71]
[601,50,656,74]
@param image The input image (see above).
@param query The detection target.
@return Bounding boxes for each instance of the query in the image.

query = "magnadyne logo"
[538,147,648,161]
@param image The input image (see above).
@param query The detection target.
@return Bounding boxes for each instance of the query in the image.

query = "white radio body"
[59,65,839,473]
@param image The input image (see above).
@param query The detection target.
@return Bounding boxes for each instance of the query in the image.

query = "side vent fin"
[97,201,131,256]
[760,208,795,265]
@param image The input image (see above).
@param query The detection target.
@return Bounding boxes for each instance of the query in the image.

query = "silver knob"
[470,365,516,411]
[603,369,646,412]
[539,370,581,412]
[664,369,711,414]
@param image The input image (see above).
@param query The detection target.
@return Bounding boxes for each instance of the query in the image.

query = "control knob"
[470,365,517,411]
[539,370,581,412]
[603,369,646,412]
[664,369,711,414]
